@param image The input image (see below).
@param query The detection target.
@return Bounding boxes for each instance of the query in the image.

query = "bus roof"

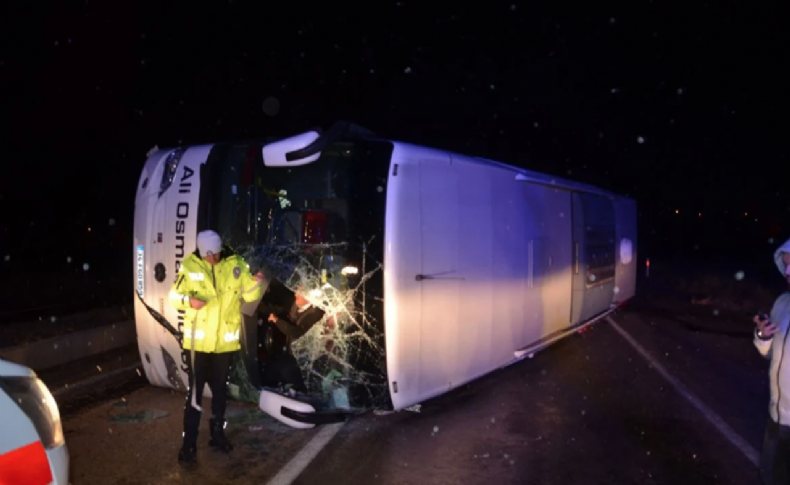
[385,139,632,202]
[151,122,632,202]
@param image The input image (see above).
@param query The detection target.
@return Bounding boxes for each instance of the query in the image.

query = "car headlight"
[0,376,64,449]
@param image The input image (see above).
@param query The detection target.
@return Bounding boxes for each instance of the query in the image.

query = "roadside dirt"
[62,385,324,485]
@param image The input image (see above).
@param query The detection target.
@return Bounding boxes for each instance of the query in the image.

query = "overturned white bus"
[133,121,637,428]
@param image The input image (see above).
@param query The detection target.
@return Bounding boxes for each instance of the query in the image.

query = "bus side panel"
[133,145,213,396]
[452,167,573,382]
[388,152,578,411]
[613,197,638,302]
[490,171,534,360]
[383,146,424,411]
[453,159,537,384]
[409,155,575,408]
[455,160,498,385]
[521,183,573,336]
[383,144,633,412]
[415,154,460,399]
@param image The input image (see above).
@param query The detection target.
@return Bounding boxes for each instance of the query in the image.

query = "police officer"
[169,230,265,466]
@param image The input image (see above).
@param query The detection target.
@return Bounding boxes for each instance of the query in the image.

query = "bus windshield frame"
[195,136,394,408]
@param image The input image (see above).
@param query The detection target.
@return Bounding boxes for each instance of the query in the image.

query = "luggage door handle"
[415,274,465,281]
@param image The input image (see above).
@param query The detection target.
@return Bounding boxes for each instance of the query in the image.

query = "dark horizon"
[0,2,787,312]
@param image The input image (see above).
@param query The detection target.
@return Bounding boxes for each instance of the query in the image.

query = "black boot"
[178,441,197,466]
[179,401,201,466]
[209,418,233,453]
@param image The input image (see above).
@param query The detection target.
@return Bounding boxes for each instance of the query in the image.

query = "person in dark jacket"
[260,287,325,392]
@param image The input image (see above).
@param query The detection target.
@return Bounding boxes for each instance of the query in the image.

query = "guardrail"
[0,320,137,371]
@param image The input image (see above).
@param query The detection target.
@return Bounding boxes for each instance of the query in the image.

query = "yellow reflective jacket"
[169,250,264,353]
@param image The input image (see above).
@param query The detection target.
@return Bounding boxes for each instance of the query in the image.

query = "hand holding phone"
[754,312,779,339]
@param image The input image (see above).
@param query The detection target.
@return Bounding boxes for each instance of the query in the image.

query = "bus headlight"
[159,147,186,197]
[0,376,64,449]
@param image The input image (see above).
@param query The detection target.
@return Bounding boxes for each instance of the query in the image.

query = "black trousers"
[182,350,233,446]
[761,417,790,485]
[261,353,306,392]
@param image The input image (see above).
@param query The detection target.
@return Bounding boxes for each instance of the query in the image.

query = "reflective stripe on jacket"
[169,251,264,353]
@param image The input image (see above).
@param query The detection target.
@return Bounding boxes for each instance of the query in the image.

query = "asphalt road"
[56,303,771,485]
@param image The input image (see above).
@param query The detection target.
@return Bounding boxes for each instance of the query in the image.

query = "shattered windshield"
[199,138,393,411]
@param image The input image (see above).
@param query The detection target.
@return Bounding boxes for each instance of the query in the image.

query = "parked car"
[0,357,69,485]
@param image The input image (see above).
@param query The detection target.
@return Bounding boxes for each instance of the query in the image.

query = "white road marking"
[266,422,346,485]
[607,316,759,466]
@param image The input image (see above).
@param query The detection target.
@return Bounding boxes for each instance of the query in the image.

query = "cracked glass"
[198,138,394,411]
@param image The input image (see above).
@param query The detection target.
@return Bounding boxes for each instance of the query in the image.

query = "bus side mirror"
[262,131,322,167]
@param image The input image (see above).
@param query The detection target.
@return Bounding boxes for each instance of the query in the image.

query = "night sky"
[0,1,786,294]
